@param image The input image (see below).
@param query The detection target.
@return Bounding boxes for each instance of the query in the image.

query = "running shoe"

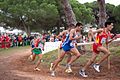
[51,71,55,77]
[50,63,53,71]
[93,64,100,72]
[34,68,40,71]
[30,55,33,60]
[79,69,88,77]
[65,64,72,73]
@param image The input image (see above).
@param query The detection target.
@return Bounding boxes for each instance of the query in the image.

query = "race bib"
[101,38,106,44]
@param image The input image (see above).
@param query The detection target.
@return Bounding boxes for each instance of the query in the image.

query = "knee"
[107,52,111,56]
[105,50,111,56]
[76,54,81,58]
[58,57,63,62]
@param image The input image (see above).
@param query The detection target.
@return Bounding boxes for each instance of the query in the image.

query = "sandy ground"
[0,47,120,80]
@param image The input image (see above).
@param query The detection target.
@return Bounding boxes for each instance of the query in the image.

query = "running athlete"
[50,24,75,73]
[28,37,36,60]
[65,25,83,73]
[50,22,83,76]
[58,24,74,61]
[79,22,117,77]
[30,36,45,71]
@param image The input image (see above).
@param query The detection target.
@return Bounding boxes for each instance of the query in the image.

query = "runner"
[50,24,74,73]
[50,22,83,77]
[28,36,36,60]
[57,24,74,61]
[30,36,45,71]
[79,21,118,77]
[65,24,83,73]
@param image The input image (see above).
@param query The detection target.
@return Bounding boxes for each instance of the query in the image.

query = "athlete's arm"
[92,28,103,34]
[115,34,120,38]
[57,30,67,40]
[69,29,81,40]
[107,34,119,44]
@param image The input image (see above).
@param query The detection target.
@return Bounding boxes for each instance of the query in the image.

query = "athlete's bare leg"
[67,47,81,65]
[34,54,42,71]
[96,46,111,64]
[52,49,66,71]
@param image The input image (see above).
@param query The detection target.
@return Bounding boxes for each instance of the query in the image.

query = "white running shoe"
[65,68,72,73]
[34,68,40,71]
[93,64,100,72]
[65,64,72,73]
[79,70,88,77]
[51,71,55,77]
[50,63,53,71]
[30,55,33,60]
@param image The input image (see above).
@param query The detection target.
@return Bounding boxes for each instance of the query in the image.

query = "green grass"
[42,49,58,66]
[110,45,120,56]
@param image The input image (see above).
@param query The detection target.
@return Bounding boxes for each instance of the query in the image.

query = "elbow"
[70,38,73,40]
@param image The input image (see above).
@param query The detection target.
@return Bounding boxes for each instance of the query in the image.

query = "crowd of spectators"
[0,32,89,49]
[0,33,33,49]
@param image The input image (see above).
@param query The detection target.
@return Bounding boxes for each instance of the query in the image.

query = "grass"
[42,49,58,67]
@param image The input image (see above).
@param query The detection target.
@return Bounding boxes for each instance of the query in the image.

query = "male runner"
[79,21,117,77]
[50,22,83,76]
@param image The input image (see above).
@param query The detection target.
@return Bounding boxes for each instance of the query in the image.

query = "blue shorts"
[62,44,74,52]
[31,45,34,48]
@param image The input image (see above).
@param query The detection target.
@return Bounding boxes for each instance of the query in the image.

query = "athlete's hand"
[113,35,118,40]
[75,35,82,40]
[78,35,82,39]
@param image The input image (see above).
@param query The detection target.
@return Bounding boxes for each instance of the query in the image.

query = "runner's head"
[75,22,83,31]
[105,21,114,31]
[67,24,75,31]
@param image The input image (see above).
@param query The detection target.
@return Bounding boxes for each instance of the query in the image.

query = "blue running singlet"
[62,34,74,52]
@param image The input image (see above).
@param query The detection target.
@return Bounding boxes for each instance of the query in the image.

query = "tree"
[112,5,120,33]
[70,0,95,24]
[0,0,59,35]
[97,0,106,27]
[54,0,66,33]
[60,0,77,26]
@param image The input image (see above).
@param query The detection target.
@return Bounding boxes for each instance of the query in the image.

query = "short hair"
[105,22,113,27]
[76,22,83,27]
[68,24,75,27]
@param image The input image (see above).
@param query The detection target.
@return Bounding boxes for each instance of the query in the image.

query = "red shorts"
[93,43,102,54]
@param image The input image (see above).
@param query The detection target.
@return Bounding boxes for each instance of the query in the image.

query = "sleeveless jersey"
[62,33,75,48]
[95,30,112,46]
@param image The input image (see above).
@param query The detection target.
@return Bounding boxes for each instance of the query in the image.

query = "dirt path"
[0,47,120,80]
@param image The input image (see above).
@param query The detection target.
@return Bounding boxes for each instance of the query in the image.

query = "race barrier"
[42,41,62,54]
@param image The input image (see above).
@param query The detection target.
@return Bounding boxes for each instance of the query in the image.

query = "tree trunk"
[27,26,31,36]
[21,17,31,35]
[55,0,67,29]
[97,0,107,27]
[60,0,77,26]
